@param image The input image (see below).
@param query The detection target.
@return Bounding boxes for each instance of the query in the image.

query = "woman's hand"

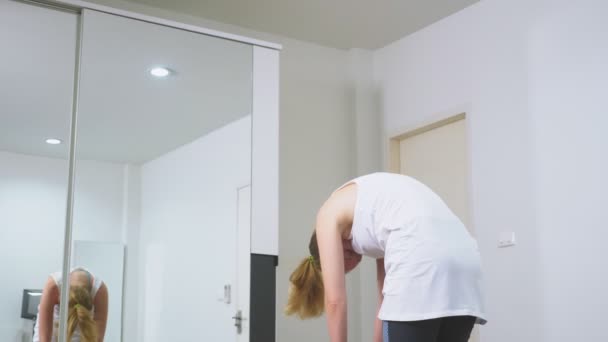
[316,199,350,342]
[38,277,59,342]
[373,258,385,342]
[93,282,109,342]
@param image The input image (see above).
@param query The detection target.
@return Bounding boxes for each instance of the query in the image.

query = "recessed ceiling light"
[45,138,62,145]
[150,67,171,78]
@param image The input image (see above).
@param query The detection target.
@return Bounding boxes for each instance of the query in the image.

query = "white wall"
[347,48,383,342]
[529,1,608,340]
[371,0,608,341]
[276,33,360,342]
[121,165,141,342]
[73,159,127,242]
[0,151,127,342]
[137,116,251,342]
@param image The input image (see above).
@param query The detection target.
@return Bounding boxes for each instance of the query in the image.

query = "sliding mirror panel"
[69,9,253,342]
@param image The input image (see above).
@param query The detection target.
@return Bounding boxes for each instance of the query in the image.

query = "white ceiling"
[125,0,479,49]
[1,0,252,164]
[0,1,77,161]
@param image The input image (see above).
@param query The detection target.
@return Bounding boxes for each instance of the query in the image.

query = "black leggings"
[383,316,476,342]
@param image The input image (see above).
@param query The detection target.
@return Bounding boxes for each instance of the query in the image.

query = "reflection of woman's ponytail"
[67,286,98,342]
[285,231,325,318]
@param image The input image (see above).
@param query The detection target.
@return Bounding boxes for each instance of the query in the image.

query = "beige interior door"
[396,117,471,230]
[390,114,479,341]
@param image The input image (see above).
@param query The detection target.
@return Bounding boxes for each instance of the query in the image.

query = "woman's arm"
[316,204,348,342]
[373,258,385,342]
[38,277,59,342]
[93,283,109,342]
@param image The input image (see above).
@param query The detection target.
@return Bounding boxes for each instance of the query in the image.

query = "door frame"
[236,185,251,342]
[388,112,466,173]
[386,111,474,231]
[386,112,477,232]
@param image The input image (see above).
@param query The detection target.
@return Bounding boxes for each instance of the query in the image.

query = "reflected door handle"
[232,310,244,334]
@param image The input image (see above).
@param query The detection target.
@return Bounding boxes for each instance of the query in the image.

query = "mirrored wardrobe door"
[0,0,78,341]
[70,9,253,342]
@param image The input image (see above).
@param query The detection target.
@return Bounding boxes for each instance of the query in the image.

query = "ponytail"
[67,286,98,342]
[285,231,325,318]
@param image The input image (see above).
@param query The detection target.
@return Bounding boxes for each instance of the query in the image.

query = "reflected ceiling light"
[150,67,171,78]
[45,138,62,145]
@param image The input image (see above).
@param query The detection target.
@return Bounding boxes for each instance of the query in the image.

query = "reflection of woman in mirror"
[286,172,485,342]
[33,268,108,342]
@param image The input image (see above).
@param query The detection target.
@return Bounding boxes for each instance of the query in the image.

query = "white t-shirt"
[32,268,103,342]
[339,172,486,323]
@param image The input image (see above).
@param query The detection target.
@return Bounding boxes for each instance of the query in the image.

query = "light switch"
[498,232,516,248]
[217,284,231,304]
[223,284,231,304]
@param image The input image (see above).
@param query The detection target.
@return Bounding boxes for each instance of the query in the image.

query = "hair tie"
[309,255,315,263]
[74,304,81,310]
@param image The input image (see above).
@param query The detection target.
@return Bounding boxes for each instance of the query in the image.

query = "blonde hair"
[67,286,98,342]
[285,231,325,318]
